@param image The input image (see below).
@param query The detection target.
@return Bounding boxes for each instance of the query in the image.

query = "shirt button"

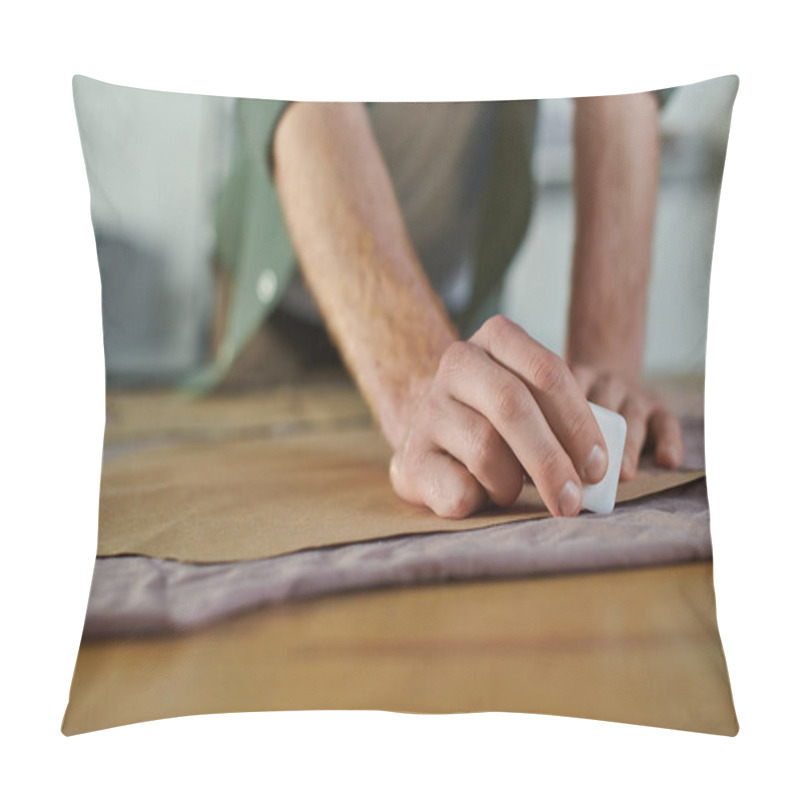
[256,269,277,304]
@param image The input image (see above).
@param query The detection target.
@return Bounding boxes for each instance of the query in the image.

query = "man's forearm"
[273,102,457,448]
[566,92,660,381]
[273,101,623,518]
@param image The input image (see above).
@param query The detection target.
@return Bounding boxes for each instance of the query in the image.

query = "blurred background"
[73,76,737,386]
[503,77,738,375]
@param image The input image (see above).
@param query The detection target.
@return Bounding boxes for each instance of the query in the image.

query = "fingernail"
[583,444,608,483]
[558,480,581,517]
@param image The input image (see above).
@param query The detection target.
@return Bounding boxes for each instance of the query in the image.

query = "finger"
[587,373,628,413]
[619,395,651,480]
[391,447,487,519]
[570,364,595,395]
[649,407,683,468]
[430,397,524,507]
[471,315,608,485]
[437,339,582,517]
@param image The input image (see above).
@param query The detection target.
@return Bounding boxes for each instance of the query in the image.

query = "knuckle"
[571,364,591,383]
[654,403,678,429]
[537,445,569,482]
[400,432,429,474]
[476,314,524,351]
[494,380,526,424]
[528,350,566,393]
[625,432,645,456]
[565,408,593,445]
[607,375,625,396]
[438,340,471,378]
[420,387,445,422]
[622,397,648,426]
[629,407,649,436]
[650,402,667,419]
[438,483,479,519]
[592,372,609,392]
[390,448,421,503]
[479,313,512,340]
[468,420,500,474]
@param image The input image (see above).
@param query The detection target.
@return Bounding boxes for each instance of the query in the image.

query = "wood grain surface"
[63,562,737,736]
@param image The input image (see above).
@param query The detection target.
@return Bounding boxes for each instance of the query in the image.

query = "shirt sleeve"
[265,100,296,183]
[182,98,298,394]
[652,87,677,110]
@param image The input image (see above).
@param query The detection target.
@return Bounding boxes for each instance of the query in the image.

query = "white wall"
[73,76,233,381]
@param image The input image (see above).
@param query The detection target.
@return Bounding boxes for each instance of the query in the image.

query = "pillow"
[63,74,739,736]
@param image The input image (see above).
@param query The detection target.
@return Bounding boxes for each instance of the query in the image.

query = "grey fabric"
[84,477,709,638]
[84,413,708,638]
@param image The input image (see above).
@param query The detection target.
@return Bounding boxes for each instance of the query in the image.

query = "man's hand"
[571,364,683,480]
[390,315,610,519]
[273,100,673,522]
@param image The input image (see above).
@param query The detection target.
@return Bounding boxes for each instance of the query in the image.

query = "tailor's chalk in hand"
[582,402,627,514]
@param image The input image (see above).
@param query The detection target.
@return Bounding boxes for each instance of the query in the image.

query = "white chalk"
[582,402,627,514]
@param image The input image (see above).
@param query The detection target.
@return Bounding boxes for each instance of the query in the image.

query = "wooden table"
[63,376,737,736]
[64,561,736,735]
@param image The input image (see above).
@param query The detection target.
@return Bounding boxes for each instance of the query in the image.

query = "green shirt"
[183,99,539,393]
[184,90,677,393]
